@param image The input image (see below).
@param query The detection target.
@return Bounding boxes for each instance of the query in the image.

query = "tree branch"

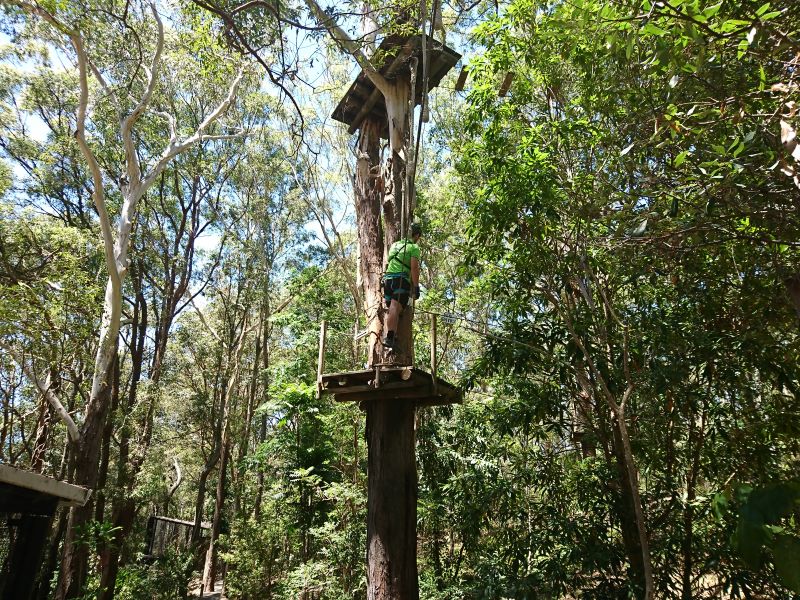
[121,0,164,193]
[301,0,390,95]
[140,68,246,194]
[190,298,223,344]
[0,342,81,444]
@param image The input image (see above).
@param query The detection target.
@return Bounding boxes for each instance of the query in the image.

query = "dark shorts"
[384,275,411,307]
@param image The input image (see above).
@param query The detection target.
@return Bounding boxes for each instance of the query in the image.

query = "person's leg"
[384,278,409,348]
[386,299,402,334]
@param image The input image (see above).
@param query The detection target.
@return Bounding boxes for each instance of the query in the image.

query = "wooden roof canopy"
[332,34,461,137]
[0,463,91,515]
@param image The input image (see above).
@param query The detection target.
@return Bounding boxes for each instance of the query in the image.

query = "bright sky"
[0,2,470,259]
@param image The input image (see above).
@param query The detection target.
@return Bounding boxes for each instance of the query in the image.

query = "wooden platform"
[332,34,461,136]
[319,366,461,407]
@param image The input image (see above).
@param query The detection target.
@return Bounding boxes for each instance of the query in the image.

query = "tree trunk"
[609,408,653,599]
[382,80,410,248]
[31,391,52,472]
[203,436,230,591]
[681,402,707,599]
[55,335,116,599]
[96,289,147,598]
[235,333,262,516]
[366,400,418,600]
[254,289,271,518]
[94,356,120,525]
[97,498,136,600]
[355,116,385,366]
[192,446,220,543]
[361,71,419,600]
[203,320,246,591]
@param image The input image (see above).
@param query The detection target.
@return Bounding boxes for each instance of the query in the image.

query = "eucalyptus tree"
[0,0,253,595]
[96,135,252,600]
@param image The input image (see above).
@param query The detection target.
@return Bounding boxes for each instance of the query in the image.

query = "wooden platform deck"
[319,366,461,407]
[332,34,461,136]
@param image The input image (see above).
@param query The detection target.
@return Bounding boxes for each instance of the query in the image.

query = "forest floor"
[187,578,226,599]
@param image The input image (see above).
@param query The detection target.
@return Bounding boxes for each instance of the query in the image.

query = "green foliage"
[727,482,800,591]
[114,550,194,600]
[446,0,800,595]
[3,0,800,596]
[0,159,10,197]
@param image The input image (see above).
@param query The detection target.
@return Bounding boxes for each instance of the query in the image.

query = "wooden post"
[430,314,437,395]
[499,72,515,97]
[366,400,417,600]
[317,320,327,399]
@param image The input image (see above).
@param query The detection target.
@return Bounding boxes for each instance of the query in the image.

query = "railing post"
[317,320,327,399]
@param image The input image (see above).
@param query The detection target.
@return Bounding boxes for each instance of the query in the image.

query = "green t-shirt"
[386,238,421,277]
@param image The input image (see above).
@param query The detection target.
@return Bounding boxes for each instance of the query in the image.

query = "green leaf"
[674,150,689,167]
[641,22,669,36]
[703,2,723,18]
[755,2,771,16]
[737,37,750,59]
[773,536,800,593]
[711,492,728,520]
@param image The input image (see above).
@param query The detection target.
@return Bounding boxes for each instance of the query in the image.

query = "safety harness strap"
[387,240,412,273]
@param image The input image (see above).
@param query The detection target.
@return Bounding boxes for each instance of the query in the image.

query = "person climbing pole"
[383,222,422,350]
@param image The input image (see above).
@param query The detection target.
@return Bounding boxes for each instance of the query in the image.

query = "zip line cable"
[345,292,542,352]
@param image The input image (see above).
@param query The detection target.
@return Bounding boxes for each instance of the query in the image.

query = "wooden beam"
[454,66,468,91]
[499,72,515,97]
[416,393,461,407]
[330,380,428,397]
[335,386,459,404]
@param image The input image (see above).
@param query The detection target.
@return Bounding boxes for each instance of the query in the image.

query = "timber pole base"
[366,399,418,600]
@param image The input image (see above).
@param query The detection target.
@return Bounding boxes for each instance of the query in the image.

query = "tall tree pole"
[303,4,453,598]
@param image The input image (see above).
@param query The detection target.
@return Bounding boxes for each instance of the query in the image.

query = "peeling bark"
[355,117,385,366]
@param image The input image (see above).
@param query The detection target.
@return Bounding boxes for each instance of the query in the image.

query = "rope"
[409,0,435,213]
[404,56,419,239]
